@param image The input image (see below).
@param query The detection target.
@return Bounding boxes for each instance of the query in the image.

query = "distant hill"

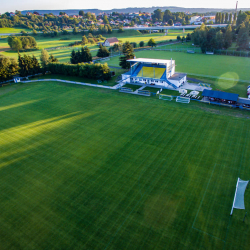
[21,6,250,15]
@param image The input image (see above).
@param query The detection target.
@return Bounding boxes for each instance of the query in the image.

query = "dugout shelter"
[202,89,239,104]
[122,58,186,89]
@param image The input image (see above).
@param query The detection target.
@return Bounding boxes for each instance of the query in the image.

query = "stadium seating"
[137,66,165,79]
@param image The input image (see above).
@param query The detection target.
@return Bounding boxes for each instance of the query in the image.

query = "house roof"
[202,89,239,102]
[106,37,119,43]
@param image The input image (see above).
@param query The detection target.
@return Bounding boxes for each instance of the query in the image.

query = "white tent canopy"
[231,178,249,215]
[190,91,199,96]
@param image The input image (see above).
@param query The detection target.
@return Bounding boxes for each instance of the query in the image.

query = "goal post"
[230,178,249,215]
[176,96,190,104]
[159,94,173,101]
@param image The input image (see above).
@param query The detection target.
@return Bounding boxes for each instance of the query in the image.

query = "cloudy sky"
[1,0,248,13]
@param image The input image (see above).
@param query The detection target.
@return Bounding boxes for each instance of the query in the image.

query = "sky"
[1,0,249,13]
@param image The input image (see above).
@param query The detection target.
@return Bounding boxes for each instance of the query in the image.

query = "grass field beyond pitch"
[0,82,250,250]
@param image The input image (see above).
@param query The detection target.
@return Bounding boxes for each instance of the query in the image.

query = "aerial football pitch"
[0,81,250,250]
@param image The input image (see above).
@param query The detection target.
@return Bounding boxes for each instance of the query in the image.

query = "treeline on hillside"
[47,62,111,80]
[151,9,190,25]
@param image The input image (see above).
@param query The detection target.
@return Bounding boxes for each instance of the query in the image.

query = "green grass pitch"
[0,81,250,250]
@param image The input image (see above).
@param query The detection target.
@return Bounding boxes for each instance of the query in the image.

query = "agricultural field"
[0,81,250,250]
[0,27,32,34]
[0,29,187,62]
[108,50,250,97]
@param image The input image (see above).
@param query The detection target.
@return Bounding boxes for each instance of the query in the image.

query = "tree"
[236,13,249,27]
[118,27,124,33]
[215,31,224,50]
[186,33,191,41]
[32,29,37,36]
[0,55,19,82]
[139,41,144,47]
[163,10,172,22]
[219,12,222,23]
[152,9,163,22]
[79,10,84,16]
[119,41,135,69]
[229,13,232,24]
[215,13,219,23]
[221,13,225,24]
[97,44,110,58]
[18,54,34,77]
[224,25,232,49]
[31,55,41,74]
[73,27,78,35]
[11,37,22,51]
[148,38,156,47]
[225,13,229,24]
[48,54,58,63]
[103,15,109,24]
[82,35,88,45]
[40,49,50,69]
[177,35,181,41]
[168,19,173,26]
[70,49,77,64]
[237,22,250,50]
[81,46,92,62]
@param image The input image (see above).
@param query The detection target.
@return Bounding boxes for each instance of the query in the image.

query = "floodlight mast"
[236,1,238,18]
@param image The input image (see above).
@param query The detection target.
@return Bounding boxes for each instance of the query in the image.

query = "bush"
[130,42,137,48]
[139,41,144,47]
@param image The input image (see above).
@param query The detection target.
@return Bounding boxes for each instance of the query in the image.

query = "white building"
[190,16,201,24]
[121,58,186,89]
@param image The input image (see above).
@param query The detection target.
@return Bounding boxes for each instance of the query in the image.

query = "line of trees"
[192,24,233,52]
[7,36,37,51]
[0,48,60,82]
[70,47,92,64]
[47,62,111,80]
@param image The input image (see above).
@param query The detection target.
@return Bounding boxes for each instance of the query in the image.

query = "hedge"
[47,62,111,80]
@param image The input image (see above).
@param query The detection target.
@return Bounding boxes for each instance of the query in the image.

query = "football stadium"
[122,58,187,89]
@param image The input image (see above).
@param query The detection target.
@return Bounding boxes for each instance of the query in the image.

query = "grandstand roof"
[202,89,239,101]
[168,73,186,80]
[127,58,172,65]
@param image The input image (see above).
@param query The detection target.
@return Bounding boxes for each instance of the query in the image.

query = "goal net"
[119,87,133,93]
[230,178,249,215]
[176,96,190,104]
[159,94,173,101]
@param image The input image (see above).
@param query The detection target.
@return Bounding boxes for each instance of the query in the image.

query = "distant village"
[0,9,236,31]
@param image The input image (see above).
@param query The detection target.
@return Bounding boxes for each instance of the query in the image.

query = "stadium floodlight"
[230,178,249,215]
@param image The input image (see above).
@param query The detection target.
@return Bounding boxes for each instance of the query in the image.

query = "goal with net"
[230,178,249,215]
[176,96,190,104]
[159,94,173,101]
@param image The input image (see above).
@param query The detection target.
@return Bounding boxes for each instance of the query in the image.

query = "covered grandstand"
[121,58,187,89]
